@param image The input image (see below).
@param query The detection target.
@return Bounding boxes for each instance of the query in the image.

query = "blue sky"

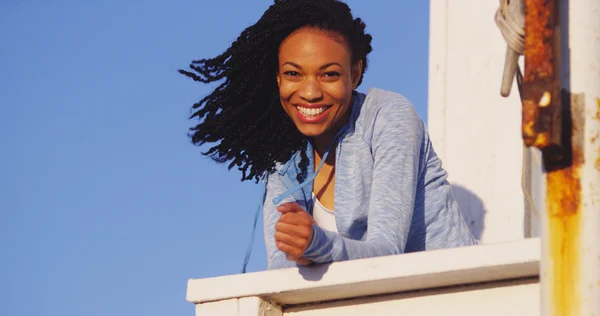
[0,1,429,315]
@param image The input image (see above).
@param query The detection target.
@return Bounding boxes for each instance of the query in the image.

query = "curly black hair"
[179,0,373,182]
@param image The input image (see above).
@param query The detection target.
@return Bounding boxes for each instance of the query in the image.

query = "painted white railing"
[187,238,540,316]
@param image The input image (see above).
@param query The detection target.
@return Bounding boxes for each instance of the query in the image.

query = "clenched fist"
[275,202,315,266]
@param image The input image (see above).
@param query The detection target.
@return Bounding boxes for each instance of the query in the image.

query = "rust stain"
[534,132,550,148]
[547,166,582,315]
[546,93,585,316]
[524,0,556,81]
[521,0,561,151]
[523,100,538,146]
[591,98,600,173]
[596,153,600,172]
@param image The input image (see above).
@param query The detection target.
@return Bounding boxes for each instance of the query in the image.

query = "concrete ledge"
[187,238,540,306]
[285,278,540,316]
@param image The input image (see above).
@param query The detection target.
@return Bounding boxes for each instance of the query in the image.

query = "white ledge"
[187,238,540,305]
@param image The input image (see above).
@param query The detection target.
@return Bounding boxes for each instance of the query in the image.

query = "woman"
[180,0,478,270]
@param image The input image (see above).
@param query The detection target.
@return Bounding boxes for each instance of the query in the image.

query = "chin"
[295,124,326,138]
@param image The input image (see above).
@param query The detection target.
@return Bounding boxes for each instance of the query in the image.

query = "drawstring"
[272,126,348,205]
[271,150,329,205]
[241,181,267,274]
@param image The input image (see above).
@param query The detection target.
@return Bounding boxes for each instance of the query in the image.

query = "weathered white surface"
[570,0,600,313]
[196,299,239,316]
[239,297,282,316]
[429,0,540,243]
[538,1,600,315]
[574,0,600,311]
[525,147,544,238]
[187,239,540,306]
[427,0,448,160]
[285,279,540,316]
[196,297,282,316]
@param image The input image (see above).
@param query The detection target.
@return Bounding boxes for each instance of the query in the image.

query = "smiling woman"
[180,0,478,270]
[277,28,359,146]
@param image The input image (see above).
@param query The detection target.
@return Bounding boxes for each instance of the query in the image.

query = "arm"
[263,171,305,270]
[303,101,424,264]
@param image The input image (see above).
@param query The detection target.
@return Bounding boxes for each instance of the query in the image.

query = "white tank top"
[312,194,338,233]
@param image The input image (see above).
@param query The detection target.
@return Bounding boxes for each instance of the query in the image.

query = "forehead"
[278,28,351,65]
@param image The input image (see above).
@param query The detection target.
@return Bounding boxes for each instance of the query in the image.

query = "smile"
[293,104,332,123]
[296,105,330,117]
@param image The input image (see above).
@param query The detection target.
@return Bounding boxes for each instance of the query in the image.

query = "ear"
[276,72,281,88]
[351,60,363,89]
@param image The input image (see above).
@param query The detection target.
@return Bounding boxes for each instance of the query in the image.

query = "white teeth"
[297,106,327,117]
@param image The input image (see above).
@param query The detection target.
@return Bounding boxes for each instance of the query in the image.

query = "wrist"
[302,224,321,258]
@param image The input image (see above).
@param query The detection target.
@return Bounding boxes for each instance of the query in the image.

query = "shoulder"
[364,87,413,107]
[267,159,293,180]
[356,88,425,143]
[266,151,302,187]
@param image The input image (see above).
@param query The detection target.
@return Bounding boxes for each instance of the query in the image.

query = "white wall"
[286,280,539,316]
[428,0,541,243]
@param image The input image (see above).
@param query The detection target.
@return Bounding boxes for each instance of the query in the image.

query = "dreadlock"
[179,0,373,182]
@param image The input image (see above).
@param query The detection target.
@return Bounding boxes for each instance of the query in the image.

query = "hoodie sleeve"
[302,100,426,263]
[263,171,304,270]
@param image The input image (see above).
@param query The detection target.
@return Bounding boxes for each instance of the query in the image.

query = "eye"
[323,71,341,78]
[283,71,300,77]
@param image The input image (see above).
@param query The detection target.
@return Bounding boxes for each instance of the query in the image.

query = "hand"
[288,256,312,266]
[275,202,315,265]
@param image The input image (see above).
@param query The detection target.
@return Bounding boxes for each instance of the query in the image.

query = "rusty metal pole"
[521,0,561,154]
[522,0,600,315]
[562,0,600,314]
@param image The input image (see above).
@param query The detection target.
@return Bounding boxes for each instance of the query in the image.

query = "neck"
[312,136,332,159]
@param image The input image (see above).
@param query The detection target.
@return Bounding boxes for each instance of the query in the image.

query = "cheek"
[278,83,295,116]
[278,82,294,100]
[328,81,353,103]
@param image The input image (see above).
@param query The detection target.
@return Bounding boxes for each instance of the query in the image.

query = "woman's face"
[277,27,362,144]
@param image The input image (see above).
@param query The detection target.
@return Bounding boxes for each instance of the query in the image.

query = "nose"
[298,77,323,102]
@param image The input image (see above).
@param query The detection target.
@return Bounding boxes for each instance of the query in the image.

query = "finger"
[276,241,304,257]
[277,202,304,213]
[279,212,314,226]
[275,231,308,249]
[275,221,313,239]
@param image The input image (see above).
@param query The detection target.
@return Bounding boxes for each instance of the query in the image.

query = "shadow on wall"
[451,184,486,241]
